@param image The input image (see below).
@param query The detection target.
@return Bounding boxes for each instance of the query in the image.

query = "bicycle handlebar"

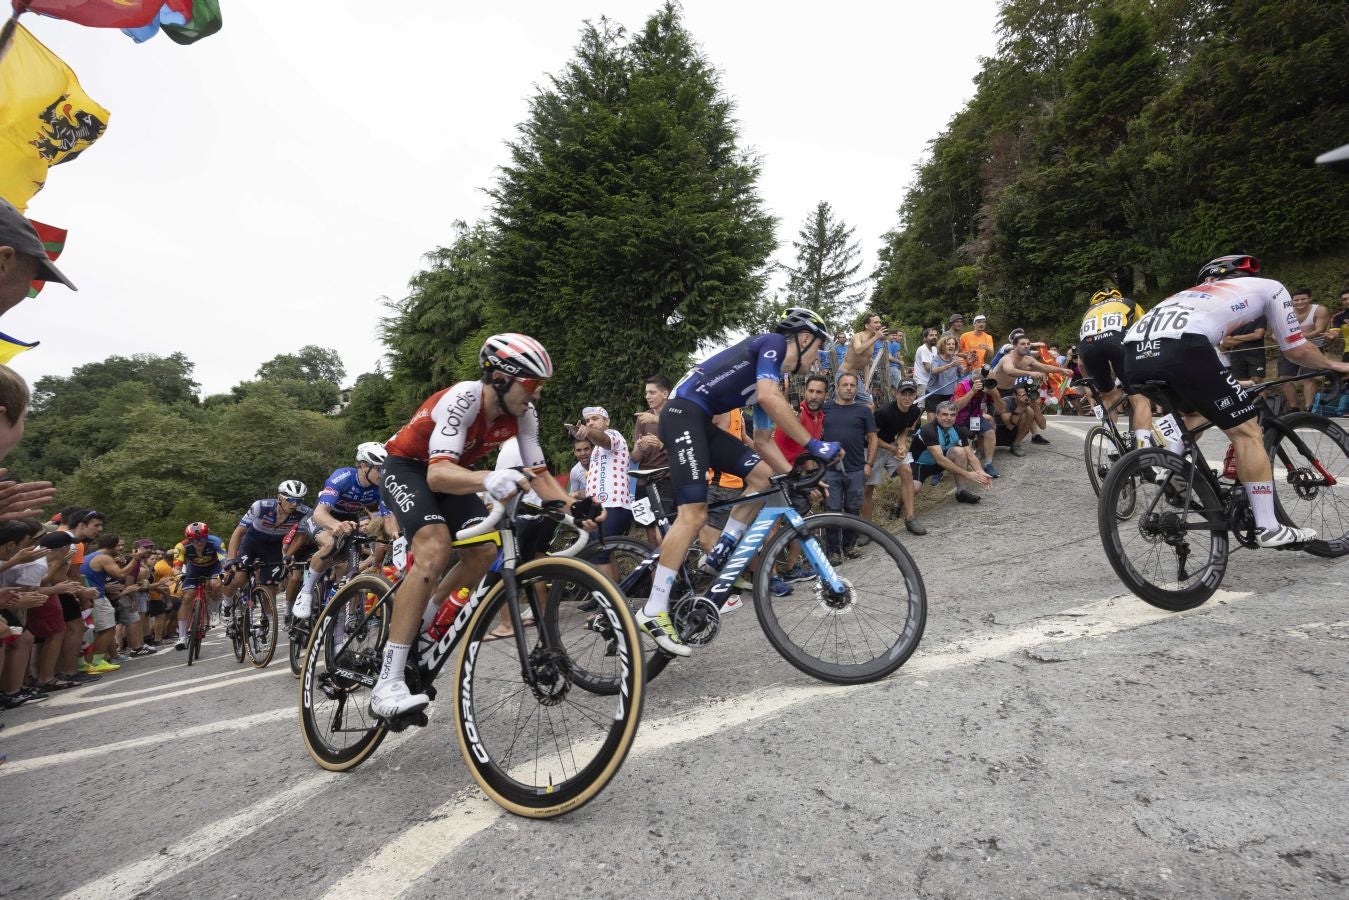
[774,452,833,494]
[456,495,590,558]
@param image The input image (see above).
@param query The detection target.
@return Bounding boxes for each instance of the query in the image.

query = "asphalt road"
[3,416,1346,899]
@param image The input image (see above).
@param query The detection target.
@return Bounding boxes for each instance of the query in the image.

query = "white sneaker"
[1257,525,1316,548]
[291,593,313,620]
[369,680,430,719]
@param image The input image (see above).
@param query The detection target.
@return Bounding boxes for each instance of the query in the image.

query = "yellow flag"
[0,24,111,211]
[0,332,39,365]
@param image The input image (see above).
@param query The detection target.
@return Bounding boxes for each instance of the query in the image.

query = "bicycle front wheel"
[1085,425,1127,498]
[1266,412,1349,557]
[186,596,206,665]
[1098,448,1227,610]
[230,601,246,662]
[246,585,278,668]
[299,574,391,771]
[454,555,645,818]
[754,513,927,684]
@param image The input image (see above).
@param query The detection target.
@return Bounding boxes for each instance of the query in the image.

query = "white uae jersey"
[1122,276,1306,363]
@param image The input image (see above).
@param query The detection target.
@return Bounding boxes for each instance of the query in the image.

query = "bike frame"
[613,477,847,611]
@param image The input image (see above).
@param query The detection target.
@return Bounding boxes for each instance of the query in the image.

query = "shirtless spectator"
[951,369,1001,477]
[911,400,991,505]
[631,375,673,541]
[992,333,1070,445]
[837,312,887,408]
[959,314,995,369]
[871,379,926,535]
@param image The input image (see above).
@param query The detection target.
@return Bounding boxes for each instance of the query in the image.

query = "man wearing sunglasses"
[372,333,595,719]
[290,444,391,620]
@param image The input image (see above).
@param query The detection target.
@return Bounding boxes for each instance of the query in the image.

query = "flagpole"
[0,1,31,63]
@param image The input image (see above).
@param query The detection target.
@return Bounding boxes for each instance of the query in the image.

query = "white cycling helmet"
[278,480,307,500]
[355,442,387,466]
[479,333,554,380]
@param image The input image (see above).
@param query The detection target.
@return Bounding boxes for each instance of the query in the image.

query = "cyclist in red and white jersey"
[371,333,593,719]
[1121,254,1349,547]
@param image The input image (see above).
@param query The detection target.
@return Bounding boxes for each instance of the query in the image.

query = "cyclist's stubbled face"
[503,377,541,416]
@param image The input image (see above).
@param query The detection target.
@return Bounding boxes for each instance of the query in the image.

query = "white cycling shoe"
[1257,525,1316,548]
[369,681,430,719]
[291,593,313,620]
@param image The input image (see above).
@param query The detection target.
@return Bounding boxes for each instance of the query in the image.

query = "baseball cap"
[0,198,77,290]
[973,314,987,322]
[898,379,918,393]
[581,406,609,420]
[948,313,964,324]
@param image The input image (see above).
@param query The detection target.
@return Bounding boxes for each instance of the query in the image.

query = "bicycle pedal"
[383,710,430,732]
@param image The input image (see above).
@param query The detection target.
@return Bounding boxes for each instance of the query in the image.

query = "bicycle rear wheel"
[754,513,927,684]
[575,536,673,690]
[1098,448,1228,610]
[246,585,278,668]
[299,574,391,771]
[1266,412,1349,557]
[454,556,645,818]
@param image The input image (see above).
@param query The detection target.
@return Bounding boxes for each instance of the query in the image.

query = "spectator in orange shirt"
[958,314,995,369]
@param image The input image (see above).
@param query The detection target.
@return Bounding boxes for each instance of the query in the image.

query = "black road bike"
[1098,371,1349,610]
[298,496,645,819]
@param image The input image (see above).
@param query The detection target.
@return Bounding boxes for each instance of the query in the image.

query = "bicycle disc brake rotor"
[812,576,855,614]
[671,594,720,646]
[528,646,571,706]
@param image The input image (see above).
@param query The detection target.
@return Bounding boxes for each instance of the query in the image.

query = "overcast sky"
[10,1,1000,395]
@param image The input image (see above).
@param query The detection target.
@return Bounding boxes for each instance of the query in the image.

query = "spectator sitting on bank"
[991,333,1070,445]
[871,379,926,535]
[911,400,991,505]
[951,368,1001,477]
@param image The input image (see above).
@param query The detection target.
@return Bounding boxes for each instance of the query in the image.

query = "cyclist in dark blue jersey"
[638,308,841,655]
[291,443,392,620]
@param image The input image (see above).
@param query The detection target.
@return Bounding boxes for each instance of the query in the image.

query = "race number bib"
[631,497,656,526]
[1125,306,1193,342]
[968,416,982,432]
[1092,404,1105,420]
[1082,312,1127,338]
[391,535,408,572]
[1155,413,1182,443]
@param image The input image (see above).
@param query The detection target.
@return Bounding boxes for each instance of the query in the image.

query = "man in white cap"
[959,314,995,369]
[572,406,632,581]
[0,198,77,317]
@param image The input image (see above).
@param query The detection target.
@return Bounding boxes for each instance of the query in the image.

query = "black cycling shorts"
[238,535,284,584]
[380,454,488,540]
[658,400,761,507]
[1122,333,1257,430]
[1078,332,1128,392]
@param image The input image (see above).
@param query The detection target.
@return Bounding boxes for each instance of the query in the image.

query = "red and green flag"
[26,219,66,298]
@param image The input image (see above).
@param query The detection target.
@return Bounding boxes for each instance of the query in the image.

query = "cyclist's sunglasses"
[514,376,546,394]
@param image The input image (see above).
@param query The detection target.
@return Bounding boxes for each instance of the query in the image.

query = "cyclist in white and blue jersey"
[223,480,311,617]
[637,308,841,656]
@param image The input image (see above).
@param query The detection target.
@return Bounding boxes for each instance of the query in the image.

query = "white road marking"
[0,706,292,777]
[57,770,338,900]
[46,665,287,707]
[322,589,1251,898]
[2,668,286,739]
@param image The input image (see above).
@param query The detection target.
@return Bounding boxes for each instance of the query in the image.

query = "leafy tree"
[344,369,401,442]
[489,3,776,456]
[252,345,347,413]
[786,202,866,326]
[380,220,496,404]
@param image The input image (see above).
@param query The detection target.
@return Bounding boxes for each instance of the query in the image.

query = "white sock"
[375,641,411,692]
[719,518,747,544]
[1135,431,1155,449]
[300,568,318,597]
[178,620,188,640]
[1247,482,1277,531]
[642,564,679,617]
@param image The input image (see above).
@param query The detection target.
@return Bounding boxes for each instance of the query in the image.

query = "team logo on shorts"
[1217,397,1233,410]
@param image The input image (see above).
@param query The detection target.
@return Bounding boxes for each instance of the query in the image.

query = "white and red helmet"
[480,333,554,380]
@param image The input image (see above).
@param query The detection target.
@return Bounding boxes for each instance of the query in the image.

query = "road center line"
[323,589,1251,899]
